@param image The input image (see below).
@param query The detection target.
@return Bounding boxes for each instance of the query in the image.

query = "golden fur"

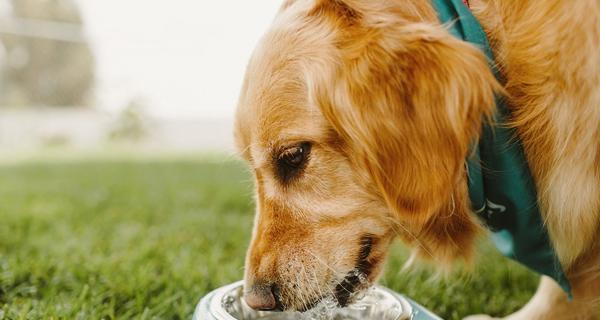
[235,0,600,318]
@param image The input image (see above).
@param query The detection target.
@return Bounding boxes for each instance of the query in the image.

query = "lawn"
[0,156,539,319]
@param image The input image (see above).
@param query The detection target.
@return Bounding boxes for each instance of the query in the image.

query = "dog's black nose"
[244,283,280,311]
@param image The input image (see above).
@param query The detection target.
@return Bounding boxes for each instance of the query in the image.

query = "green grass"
[0,157,539,319]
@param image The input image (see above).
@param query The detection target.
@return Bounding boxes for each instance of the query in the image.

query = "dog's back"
[474,0,600,316]
[475,0,600,266]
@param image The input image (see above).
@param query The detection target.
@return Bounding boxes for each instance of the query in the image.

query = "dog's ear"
[308,21,498,260]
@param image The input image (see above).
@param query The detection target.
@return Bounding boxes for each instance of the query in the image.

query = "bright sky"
[77,1,282,119]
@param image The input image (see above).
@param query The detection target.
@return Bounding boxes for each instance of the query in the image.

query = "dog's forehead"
[234,0,341,167]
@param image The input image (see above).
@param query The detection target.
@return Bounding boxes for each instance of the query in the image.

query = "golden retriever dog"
[234,0,600,318]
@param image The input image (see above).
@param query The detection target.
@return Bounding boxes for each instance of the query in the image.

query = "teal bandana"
[431,0,571,294]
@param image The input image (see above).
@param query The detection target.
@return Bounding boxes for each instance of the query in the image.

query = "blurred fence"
[0,108,235,153]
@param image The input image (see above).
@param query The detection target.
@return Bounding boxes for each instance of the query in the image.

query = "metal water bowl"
[193,281,441,320]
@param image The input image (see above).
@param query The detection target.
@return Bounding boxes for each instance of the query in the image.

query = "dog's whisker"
[293,266,307,311]
[306,251,338,276]
[382,215,435,261]
[310,266,327,302]
[306,251,356,297]
[305,253,339,302]
[299,263,313,297]
[300,263,320,307]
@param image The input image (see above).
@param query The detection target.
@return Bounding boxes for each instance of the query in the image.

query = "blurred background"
[0,0,284,155]
[0,1,539,319]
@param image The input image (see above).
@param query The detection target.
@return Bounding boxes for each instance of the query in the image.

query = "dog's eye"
[281,145,307,167]
[276,142,311,183]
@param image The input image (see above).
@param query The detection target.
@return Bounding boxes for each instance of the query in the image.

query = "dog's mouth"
[333,235,374,307]
[277,235,376,312]
[295,235,375,312]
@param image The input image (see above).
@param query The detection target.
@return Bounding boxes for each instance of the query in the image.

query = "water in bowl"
[221,285,410,320]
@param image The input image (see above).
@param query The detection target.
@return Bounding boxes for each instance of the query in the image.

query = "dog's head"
[235,0,499,311]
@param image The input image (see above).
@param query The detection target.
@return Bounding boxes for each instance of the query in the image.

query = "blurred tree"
[0,0,95,107]
[108,99,150,143]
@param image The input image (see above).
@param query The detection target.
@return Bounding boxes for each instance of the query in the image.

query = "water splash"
[301,296,338,320]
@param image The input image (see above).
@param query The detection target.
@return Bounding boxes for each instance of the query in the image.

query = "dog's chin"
[291,285,371,313]
[332,235,377,307]
[285,235,378,312]
[293,294,328,313]
[291,268,375,312]
[334,271,373,307]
